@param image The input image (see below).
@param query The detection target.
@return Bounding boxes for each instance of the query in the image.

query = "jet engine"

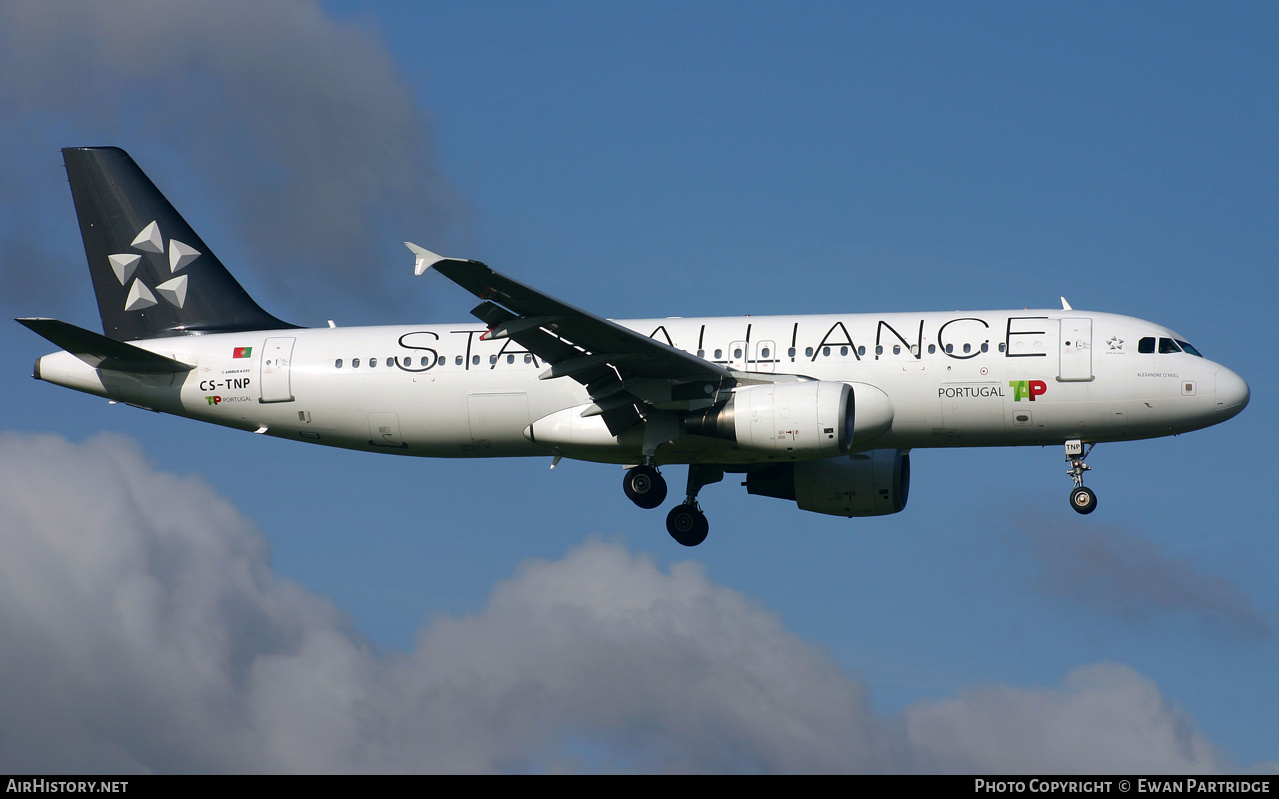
[684,381,893,458]
[745,448,910,517]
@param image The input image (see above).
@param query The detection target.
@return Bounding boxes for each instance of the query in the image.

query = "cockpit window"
[1138,336,1202,356]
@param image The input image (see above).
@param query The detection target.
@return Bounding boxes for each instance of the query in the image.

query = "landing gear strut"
[665,465,723,547]
[623,412,679,510]
[1065,439,1097,514]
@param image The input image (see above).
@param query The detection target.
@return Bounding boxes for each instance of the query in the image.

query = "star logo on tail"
[108,221,200,311]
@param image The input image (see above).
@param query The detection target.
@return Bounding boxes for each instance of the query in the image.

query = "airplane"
[18,147,1251,546]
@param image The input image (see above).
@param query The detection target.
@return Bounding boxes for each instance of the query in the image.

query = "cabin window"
[805,347,814,357]
[893,345,901,355]
[335,359,343,368]
[928,344,936,354]
[733,347,743,359]
[714,349,723,359]
[787,347,796,358]
[370,358,378,367]
[761,347,771,359]
[524,354,533,364]
[963,343,971,354]
[822,347,831,357]
[875,345,883,356]
[472,355,480,365]
[697,349,705,358]
[490,355,497,364]
[998,342,1006,353]
[506,354,515,364]
[840,346,848,356]
[352,358,360,368]
[911,344,920,356]
[981,342,989,353]
[945,344,954,354]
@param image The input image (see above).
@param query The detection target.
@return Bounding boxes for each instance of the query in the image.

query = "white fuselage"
[34,308,1250,465]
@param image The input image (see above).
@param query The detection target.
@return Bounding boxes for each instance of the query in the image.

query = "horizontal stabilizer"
[16,318,194,374]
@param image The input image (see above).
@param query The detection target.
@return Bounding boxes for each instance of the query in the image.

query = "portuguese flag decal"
[232,347,252,359]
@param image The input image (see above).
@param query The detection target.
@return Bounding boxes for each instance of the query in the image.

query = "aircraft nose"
[1214,366,1250,419]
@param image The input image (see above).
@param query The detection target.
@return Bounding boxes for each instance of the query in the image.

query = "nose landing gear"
[1065,439,1097,514]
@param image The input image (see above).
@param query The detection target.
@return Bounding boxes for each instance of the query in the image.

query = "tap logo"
[1010,380,1047,401]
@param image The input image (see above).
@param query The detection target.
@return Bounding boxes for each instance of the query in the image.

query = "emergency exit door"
[1059,318,1093,382]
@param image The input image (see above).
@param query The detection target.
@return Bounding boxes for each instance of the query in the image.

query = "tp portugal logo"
[1010,380,1047,401]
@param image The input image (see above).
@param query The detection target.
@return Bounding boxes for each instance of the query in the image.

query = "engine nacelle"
[745,448,910,517]
[685,381,894,458]
[685,380,854,458]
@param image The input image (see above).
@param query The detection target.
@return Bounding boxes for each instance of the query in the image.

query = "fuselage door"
[1059,318,1093,382]
[259,336,296,403]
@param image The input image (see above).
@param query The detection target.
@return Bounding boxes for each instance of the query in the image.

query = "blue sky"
[0,1,1274,773]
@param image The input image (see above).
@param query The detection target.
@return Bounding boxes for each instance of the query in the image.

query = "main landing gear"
[623,462,667,509]
[622,462,723,547]
[1065,439,1098,514]
[664,465,723,547]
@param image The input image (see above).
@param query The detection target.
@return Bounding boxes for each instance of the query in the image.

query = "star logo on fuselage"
[108,221,200,312]
[1107,336,1124,351]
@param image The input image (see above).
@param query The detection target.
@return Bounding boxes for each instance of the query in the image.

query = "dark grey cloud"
[0,0,464,324]
[0,432,1247,773]
[1010,515,1272,642]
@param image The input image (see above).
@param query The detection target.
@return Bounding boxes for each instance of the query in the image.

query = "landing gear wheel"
[1070,486,1097,515]
[666,503,709,547]
[623,465,667,509]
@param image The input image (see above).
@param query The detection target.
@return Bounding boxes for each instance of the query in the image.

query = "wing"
[407,244,734,434]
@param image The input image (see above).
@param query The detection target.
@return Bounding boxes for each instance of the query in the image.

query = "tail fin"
[62,147,297,341]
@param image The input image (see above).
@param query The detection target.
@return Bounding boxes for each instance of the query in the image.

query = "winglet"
[405,242,451,276]
[1060,296,1073,311]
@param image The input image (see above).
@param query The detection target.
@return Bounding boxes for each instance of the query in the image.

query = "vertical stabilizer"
[62,147,297,340]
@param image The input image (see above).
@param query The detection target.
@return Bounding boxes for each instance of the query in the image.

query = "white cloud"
[0,433,1245,773]
[905,663,1228,774]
